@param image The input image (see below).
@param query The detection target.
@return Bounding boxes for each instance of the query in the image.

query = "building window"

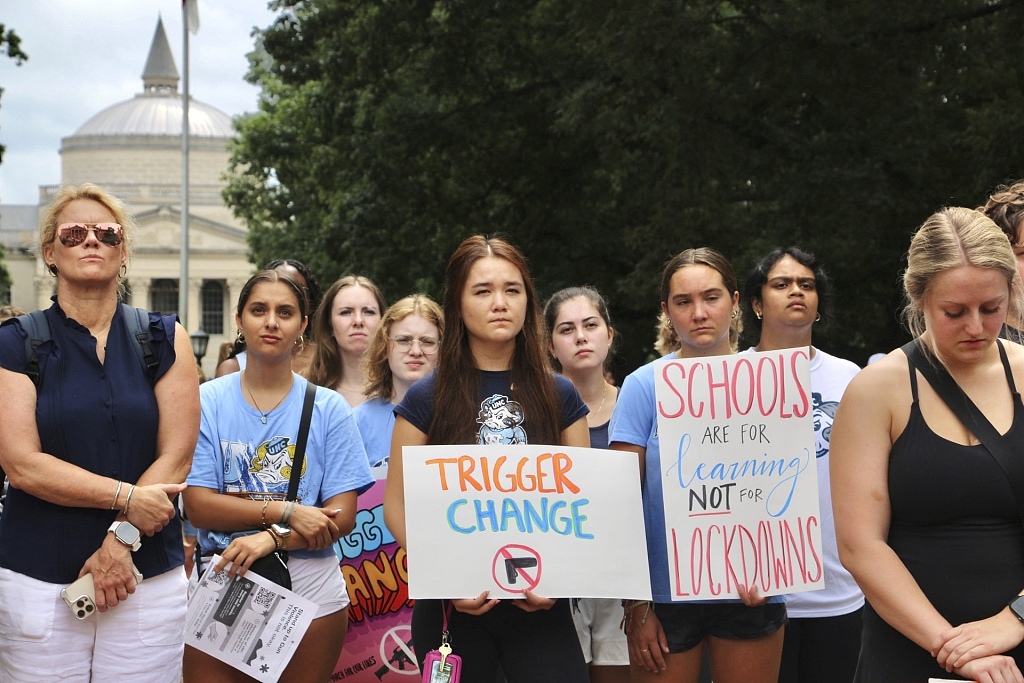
[150,279,179,316]
[201,281,224,334]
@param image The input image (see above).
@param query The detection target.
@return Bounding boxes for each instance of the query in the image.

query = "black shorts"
[655,601,788,653]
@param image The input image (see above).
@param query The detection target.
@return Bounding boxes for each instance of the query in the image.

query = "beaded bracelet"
[261,498,271,529]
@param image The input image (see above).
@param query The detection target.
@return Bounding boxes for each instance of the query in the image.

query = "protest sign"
[653,348,822,600]
[334,463,418,682]
[403,444,651,600]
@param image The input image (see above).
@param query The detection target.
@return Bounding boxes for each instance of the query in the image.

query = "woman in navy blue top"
[0,184,200,682]
[384,235,591,683]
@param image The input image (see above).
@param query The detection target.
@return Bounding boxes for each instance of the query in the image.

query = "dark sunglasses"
[57,223,123,248]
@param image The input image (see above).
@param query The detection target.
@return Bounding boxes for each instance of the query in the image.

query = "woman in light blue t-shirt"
[354,294,443,468]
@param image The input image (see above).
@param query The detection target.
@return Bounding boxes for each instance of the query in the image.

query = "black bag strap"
[902,338,1024,529]
[287,380,317,502]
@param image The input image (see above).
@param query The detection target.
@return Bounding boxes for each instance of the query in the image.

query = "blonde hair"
[363,294,444,401]
[902,206,1024,338]
[40,183,135,297]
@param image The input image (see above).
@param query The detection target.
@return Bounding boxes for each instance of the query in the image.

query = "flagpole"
[179,1,191,328]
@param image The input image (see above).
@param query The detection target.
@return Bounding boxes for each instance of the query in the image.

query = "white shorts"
[0,566,188,683]
[289,555,350,618]
[572,597,629,666]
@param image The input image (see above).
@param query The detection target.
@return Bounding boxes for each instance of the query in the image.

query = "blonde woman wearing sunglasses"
[0,184,200,682]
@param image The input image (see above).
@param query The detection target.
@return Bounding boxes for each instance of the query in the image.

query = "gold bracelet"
[261,498,271,529]
[109,481,123,510]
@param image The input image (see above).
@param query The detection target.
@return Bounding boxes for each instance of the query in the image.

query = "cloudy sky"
[0,1,279,205]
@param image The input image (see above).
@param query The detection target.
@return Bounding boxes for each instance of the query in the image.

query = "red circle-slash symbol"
[491,544,542,593]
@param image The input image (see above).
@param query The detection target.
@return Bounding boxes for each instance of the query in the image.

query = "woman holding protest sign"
[544,286,629,683]
[609,247,787,683]
[183,268,373,683]
[384,235,591,682]
[832,207,1024,682]
[742,247,863,683]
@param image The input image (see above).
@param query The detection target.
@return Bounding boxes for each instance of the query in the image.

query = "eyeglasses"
[57,223,123,248]
[390,335,439,354]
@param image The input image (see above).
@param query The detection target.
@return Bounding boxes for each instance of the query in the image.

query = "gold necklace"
[243,373,291,424]
[588,382,610,423]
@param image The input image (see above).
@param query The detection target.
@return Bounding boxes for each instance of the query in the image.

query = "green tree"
[0,24,28,299]
[227,0,1024,372]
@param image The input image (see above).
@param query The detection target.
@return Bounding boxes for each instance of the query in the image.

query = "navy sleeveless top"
[0,300,182,584]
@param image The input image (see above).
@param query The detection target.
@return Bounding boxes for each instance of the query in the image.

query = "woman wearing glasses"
[0,184,200,681]
[355,295,443,469]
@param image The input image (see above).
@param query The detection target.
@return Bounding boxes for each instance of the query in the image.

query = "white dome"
[73,93,234,138]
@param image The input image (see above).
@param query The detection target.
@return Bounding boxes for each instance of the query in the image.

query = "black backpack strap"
[16,310,51,389]
[120,303,159,377]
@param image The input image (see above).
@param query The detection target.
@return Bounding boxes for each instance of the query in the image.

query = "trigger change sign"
[403,445,651,600]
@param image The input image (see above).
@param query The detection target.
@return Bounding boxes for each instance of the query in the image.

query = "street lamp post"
[189,328,209,365]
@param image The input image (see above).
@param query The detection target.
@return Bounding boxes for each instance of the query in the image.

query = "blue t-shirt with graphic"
[188,373,374,559]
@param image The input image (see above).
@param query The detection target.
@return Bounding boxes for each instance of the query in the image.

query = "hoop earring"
[754,310,762,320]
[815,313,821,322]
[235,329,245,345]
[295,335,306,351]
[119,264,127,278]
[732,309,739,320]
[47,263,58,277]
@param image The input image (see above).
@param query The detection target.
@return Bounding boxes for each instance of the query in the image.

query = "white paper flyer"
[185,555,317,682]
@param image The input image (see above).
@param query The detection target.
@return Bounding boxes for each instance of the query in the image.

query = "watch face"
[1011,596,1024,621]
[117,522,141,546]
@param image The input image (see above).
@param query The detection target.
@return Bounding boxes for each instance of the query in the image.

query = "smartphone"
[61,574,96,620]
[60,565,143,620]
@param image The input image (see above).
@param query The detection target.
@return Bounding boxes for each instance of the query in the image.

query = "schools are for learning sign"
[403,444,651,600]
[654,348,823,600]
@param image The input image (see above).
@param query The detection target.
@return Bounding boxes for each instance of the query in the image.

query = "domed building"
[0,18,253,375]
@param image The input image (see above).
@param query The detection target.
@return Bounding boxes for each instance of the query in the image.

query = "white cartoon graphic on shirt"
[476,393,528,445]
[250,435,306,486]
[812,392,839,459]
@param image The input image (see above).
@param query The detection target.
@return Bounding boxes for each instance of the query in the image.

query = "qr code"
[254,587,276,609]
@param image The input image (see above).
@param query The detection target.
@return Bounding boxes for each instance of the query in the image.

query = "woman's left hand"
[933,611,1024,671]
[81,534,138,612]
[288,504,339,550]
[738,583,770,607]
[214,531,276,580]
[512,589,556,612]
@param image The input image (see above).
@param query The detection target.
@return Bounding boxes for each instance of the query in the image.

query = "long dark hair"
[543,286,615,373]
[428,235,560,445]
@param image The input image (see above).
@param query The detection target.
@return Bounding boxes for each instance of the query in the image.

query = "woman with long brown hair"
[307,275,386,407]
[384,235,590,682]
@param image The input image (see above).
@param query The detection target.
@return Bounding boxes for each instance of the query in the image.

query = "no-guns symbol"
[491,544,542,593]
[376,625,418,678]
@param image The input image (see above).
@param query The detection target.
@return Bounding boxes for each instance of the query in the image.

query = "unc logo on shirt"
[250,435,307,486]
[812,391,840,458]
[476,393,528,445]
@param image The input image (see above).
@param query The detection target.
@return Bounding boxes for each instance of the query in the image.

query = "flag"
[184,0,200,34]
